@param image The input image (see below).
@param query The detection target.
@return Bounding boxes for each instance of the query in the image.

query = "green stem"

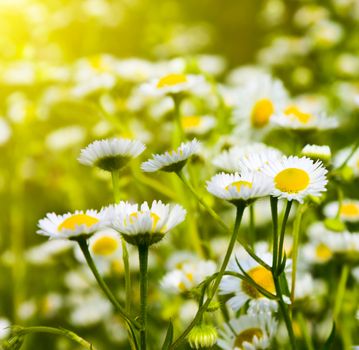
[169,204,246,349]
[270,197,279,272]
[277,200,293,271]
[111,170,132,314]
[338,138,359,169]
[77,239,138,329]
[273,276,297,350]
[249,203,255,246]
[290,204,306,304]
[297,313,314,350]
[13,326,96,350]
[138,244,149,350]
[111,170,121,202]
[176,171,227,231]
[333,264,350,320]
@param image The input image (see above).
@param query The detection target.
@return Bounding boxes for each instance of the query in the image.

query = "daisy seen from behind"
[78,138,146,171]
[141,139,200,173]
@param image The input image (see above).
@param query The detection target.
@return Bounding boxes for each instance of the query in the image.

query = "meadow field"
[0,0,359,349]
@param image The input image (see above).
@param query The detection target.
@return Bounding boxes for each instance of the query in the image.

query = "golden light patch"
[275,168,310,193]
[242,266,275,299]
[251,98,274,128]
[181,116,202,129]
[92,236,118,256]
[157,74,187,88]
[234,328,263,348]
[340,203,359,218]
[58,214,99,231]
[284,105,312,124]
[316,243,333,261]
[225,180,253,192]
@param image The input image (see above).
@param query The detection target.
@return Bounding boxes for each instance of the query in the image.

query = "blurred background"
[0,0,359,348]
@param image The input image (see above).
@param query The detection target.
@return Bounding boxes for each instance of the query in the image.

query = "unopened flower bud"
[188,324,218,349]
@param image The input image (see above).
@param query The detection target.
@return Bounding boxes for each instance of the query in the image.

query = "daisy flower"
[271,104,338,131]
[161,259,217,294]
[301,144,331,162]
[262,156,328,203]
[139,73,206,97]
[220,253,290,312]
[213,143,282,172]
[218,313,277,350]
[37,209,107,240]
[206,170,273,205]
[180,115,216,135]
[324,199,359,223]
[89,228,122,260]
[141,139,200,173]
[188,324,218,350]
[109,200,186,246]
[232,74,288,137]
[78,138,146,171]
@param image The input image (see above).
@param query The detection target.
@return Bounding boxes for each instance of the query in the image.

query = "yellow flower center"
[234,328,263,348]
[157,74,187,88]
[92,236,119,256]
[316,243,333,261]
[181,116,202,129]
[58,214,99,231]
[340,203,359,217]
[225,181,253,192]
[129,211,161,230]
[251,98,274,128]
[284,105,312,124]
[242,266,275,298]
[274,168,310,193]
[89,55,109,72]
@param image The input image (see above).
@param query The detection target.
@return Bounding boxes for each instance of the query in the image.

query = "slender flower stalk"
[249,203,256,246]
[270,197,279,272]
[290,204,307,303]
[270,196,297,349]
[77,238,138,329]
[111,170,132,314]
[277,200,293,270]
[169,203,246,349]
[138,244,149,350]
[176,170,227,231]
[333,264,350,321]
[10,326,97,350]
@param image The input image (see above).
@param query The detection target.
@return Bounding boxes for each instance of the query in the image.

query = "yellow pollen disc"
[251,98,274,128]
[242,266,275,299]
[185,272,194,281]
[284,105,312,124]
[234,328,263,348]
[92,236,118,256]
[58,214,99,231]
[181,116,202,129]
[156,74,187,88]
[179,282,187,291]
[89,55,109,72]
[340,203,359,217]
[274,168,310,193]
[316,243,333,261]
[129,211,161,230]
[225,180,253,192]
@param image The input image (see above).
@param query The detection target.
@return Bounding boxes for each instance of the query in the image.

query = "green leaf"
[322,322,336,350]
[161,320,174,350]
